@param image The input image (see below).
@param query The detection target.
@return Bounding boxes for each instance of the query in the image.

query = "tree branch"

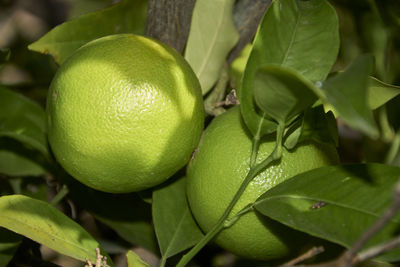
[145,0,196,53]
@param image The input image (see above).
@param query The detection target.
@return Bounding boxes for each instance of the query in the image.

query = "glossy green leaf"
[284,105,338,149]
[0,228,21,267]
[0,87,49,158]
[126,250,150,267]
[28,0,147,64]
[0,138,47,177]
[241,0,339,136]
[253,65,319,124]
[368,77,400,109]
[153,177,203,260]
[0,195,112,265]
[322,55,379,138]
[66,181,158,254]
[255,163,400,262]
[185,0,239,94]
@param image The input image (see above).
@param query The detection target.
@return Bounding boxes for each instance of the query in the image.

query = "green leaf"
[240,0,339,137]
[368,77,400,110]
[28,0,147,64]
[284,105,338,149]
[126,250,150,267]
[0,195,113,265]
[253,65,319,125]
[322,55,379,138]
[0,87,49,158]
[0,138,47,177]
[66,180,158,254]
[254,163,400,262]
[0,228,21,267]
[185,0,239,94]
[152,176,204,260]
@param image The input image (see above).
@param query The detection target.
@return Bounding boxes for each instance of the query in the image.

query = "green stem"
[204,64,229,116]
[160,256,167,267]
[385,130,400,165]
[176,123,285,267]
[50,185,69,206]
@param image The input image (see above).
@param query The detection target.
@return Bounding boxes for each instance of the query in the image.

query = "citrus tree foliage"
[1,0,400,266]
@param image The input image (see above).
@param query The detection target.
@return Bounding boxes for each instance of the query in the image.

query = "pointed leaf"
[368,77,400,110]
[0,195,112,265]
[0,87,49,158]
[254,163,400,262]
[126,250,150,267]
[28,0,147,64]
[322,55,379,138]
[253,65,319,124]
[153,177,203,259]
[241,0,339,136]
[284,105,338,149]
[0,228,21,267]
[185,0,239,94]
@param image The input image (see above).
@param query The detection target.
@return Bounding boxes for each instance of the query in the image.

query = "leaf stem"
[176,123,285,267]
[50,185,69,206]
[204,64,230,116]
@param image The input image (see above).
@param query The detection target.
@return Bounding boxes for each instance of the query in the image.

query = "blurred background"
[0,0,400,266]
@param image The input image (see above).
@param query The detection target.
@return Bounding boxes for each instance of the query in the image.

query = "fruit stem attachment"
[176,122,285,267]
[50,185,69,206]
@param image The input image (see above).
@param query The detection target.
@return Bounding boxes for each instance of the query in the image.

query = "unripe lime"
[187,106,339,260]
[47,34,204,193]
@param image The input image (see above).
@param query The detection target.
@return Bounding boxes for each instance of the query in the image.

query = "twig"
[145,0,196,53]
[280,246,325,267]
[356,234,400,263]
[204,64,230,116]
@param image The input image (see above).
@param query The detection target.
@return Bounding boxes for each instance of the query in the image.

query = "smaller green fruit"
[187,106,339,260]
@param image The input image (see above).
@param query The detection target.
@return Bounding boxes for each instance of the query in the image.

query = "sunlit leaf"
[185,0,239,94]
[241,0,339,137]
[0,195,113,265]
[322,55,379,138]
[126,250,150,267]
[255,163,400,262]
[153,176,204,260]
[28,0,147,64]
[368,77,400,109]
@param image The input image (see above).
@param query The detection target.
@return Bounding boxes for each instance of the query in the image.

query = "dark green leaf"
[0,138,47,177]
[185,0,239,94]
[126,250,150,267]
[254,163,400,261]
[253,65,319,124]
[240,0,339,136]
[368,77,400,110]
[322,55,379,138]
[0,195,113,265]
[0,87,49,158]
[284,105,338,149]
[0,228,21,267]
[153,176,204,260]
[28,0,147,64]
[66,180,158,254]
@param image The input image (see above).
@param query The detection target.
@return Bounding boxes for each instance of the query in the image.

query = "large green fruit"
[47,34,204,193]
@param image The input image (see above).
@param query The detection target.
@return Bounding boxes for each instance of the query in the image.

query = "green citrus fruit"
[186,106,339,260]
[47,34,204,193]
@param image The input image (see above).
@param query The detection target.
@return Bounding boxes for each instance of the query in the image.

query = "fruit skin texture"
[47,34,204,193]
[186,106,339,260]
